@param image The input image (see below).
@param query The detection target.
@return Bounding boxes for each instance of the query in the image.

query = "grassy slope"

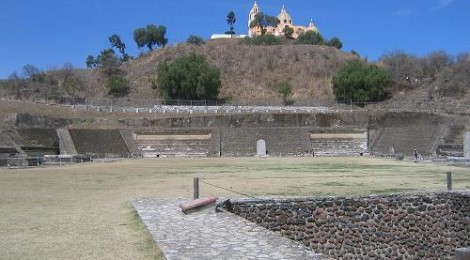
[122,40,352,104]
[0,40,353,105]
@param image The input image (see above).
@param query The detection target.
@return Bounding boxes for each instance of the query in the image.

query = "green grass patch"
[129,204,166,260]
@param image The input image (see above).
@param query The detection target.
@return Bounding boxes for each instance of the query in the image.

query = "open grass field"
[0,157,469,259]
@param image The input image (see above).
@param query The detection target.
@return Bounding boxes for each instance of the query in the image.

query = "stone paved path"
[132,198,325,260]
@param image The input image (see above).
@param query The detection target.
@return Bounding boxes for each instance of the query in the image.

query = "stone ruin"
[256,139,267,156]
[224,192,470,259]
[1,111,470,161]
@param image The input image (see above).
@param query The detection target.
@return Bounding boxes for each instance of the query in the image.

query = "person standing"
[413,149,419,162]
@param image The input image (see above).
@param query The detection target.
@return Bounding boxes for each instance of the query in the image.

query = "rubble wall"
[228,193,470,259]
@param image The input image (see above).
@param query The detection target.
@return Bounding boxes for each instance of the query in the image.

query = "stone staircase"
[0,130,27,167]
[0,130,25,156]
[119,130,141,157]
[371,125,442,156]
[69,129,130,156]
[369,112,445,157]
[56,128,78,155]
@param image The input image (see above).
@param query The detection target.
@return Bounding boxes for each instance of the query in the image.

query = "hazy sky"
[1,0,468,78]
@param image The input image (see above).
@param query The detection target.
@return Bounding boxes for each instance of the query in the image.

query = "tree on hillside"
[154,53,221,100]
[145,24,168,50]
[333,59,390,105]
[133,28,147,51]
[86,55,97,68]
[186,35,205,45]
[379,50,424,86]
[8,72,20,80]
[328,37,343,49]
[434,53,470,98]
[95,49,121,76]
[22,64,40,79]
[109,34,130,61]
[109,34,126,55]
[283,26,294,39]
[296,31,325,45]
[249,12,279,35]
[226,11,236,36]
[133,25,168,51]
[145,24,159,50]
[422,51,452,78]
[57,63,82,95]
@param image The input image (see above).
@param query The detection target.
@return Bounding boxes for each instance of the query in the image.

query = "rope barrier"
[199,179,264,200]
[199,180,458,246]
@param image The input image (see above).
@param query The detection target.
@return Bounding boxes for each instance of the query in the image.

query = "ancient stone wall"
[133,129,214,157]
[310,130,367,156]
[220,127,311,157]
[69,129,130,156]
[369,112,445,156]
[227,193,470,259]
[115,112,370,129]
[7,111,470,158]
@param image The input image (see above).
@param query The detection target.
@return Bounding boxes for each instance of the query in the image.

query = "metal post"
[193,177,199,199]
[447,172,452,191]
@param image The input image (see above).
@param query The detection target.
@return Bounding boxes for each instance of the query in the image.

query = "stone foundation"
[226,193,470,259]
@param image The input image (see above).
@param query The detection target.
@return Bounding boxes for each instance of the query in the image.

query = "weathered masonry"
[224,192,470,259]
[1,111,469,160]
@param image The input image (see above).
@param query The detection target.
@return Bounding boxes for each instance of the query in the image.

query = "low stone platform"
[131,198,325,260]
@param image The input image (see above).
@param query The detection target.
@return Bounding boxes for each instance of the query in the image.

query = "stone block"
[179,195,218,214]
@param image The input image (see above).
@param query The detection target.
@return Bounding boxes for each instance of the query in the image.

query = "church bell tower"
[248,2,260,36]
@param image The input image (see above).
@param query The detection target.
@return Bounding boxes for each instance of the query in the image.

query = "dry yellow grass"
[0,157,468,259]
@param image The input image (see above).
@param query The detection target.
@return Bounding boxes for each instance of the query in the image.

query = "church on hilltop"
[248,2,319,39]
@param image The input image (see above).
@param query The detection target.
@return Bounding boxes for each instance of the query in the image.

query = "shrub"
[333,59,390,104]
[277,81,293,105]
[107,75,130,97]
[154,53,221,100]
[328,37,343,49]
[296,31,325,45]
[186,35,205,45]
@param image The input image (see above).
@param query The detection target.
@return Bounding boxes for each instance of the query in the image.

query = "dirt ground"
[0,157,468,259]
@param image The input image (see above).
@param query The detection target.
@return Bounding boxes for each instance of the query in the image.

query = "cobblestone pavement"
[132,198,325,260]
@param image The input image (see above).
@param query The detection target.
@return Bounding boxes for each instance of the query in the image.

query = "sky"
[1,0,469,79]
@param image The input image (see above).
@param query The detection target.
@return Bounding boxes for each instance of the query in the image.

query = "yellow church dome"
[277,5,293,25]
